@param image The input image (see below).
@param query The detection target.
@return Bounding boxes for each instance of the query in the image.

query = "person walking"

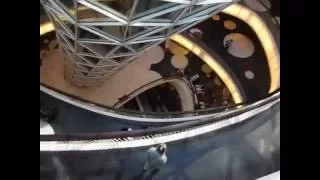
[136,144,168,180]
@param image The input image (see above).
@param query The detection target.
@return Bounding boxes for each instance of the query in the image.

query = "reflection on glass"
[133,0,175,19]
[77,4,111,21]
[58,0,74,8]
[54,0,76,17]
[154,9,182,22]
[94,0,134,17]
[181,4,218,19]
[126,26,148,39]
[100,26,126,40]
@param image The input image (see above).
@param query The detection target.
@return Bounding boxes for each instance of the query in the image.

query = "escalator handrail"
[40,80,279,118]
[40,90,279,141]
[111,76,196,108]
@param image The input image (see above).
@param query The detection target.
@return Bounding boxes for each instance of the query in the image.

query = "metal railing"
[40,93,279,151]
[40,89,279,141]
[41,79,279,122]
[112,76,197,108]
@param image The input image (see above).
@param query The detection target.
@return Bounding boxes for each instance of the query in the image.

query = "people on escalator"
[141,143,168,180]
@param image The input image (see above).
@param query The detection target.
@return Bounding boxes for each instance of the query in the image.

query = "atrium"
[40,0,280,179]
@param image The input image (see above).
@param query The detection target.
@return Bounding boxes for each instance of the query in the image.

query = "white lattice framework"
[40,0,234,87]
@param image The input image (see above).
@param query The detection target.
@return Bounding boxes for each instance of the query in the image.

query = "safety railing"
[112,76,197,108]
[40,91,279,151]
[41,78,279,123]
[40,89,279,141]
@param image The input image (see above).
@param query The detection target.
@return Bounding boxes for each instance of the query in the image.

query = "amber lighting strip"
[222,4,280,93]
[170,34,244,104]
[40,22,55,36]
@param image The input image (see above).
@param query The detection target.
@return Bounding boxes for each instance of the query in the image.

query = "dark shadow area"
[122,83,182,112]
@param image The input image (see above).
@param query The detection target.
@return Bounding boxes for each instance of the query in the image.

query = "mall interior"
[40,0,280,179]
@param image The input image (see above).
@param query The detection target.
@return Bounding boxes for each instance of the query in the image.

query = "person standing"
[224,39,233,50]
[138,144,168,180]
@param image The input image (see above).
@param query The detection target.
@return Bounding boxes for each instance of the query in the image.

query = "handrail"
[40,100,279,151]
[41,80,279,118]
[112,75,196,108]
[40,90,279,141]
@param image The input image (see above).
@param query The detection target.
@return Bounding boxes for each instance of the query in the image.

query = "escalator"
[40,82,279,133]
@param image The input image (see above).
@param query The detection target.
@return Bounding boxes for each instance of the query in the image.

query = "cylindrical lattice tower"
[41,0,234,87]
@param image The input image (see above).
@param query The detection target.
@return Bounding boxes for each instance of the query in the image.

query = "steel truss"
[41,0,233,87]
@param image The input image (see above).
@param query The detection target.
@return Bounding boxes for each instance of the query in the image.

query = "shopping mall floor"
[40,102,280,180]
